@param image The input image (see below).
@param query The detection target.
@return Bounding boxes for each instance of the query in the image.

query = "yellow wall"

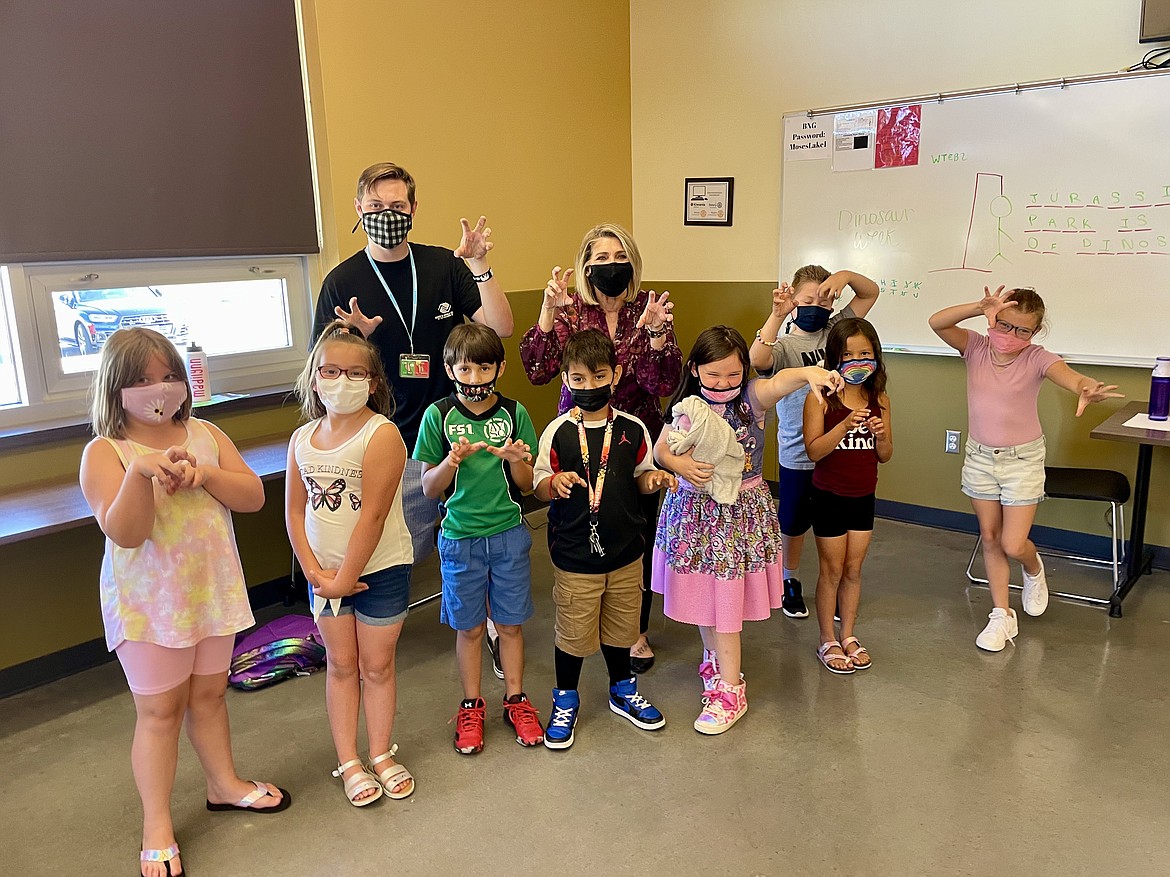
[0,0,632,672]
[629,0,1170,546]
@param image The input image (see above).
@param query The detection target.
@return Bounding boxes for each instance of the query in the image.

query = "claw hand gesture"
[636,290,674,332]
[772,283,797,319]
[550,471,587,499]
[804,367,844,405]
[979,285,1018,328]
[643,469,679,493]
[334,297,383,338]
[454,216,493,262]
[543,266,575,312]
[1075,381,1124,417]
[486,438,533,464]
[448,437,488,467]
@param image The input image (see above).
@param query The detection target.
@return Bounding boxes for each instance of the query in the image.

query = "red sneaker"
[453,698,486,754]
[503,693,545,747]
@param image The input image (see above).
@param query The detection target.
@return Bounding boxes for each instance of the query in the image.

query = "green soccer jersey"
[413,394,539,540]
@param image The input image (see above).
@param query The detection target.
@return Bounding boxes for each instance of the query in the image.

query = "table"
[1090,401,1170,617]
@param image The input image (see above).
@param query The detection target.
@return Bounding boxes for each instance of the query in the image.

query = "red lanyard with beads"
[575,408,614,556]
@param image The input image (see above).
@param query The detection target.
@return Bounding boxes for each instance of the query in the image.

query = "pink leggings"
[115,635,235,696]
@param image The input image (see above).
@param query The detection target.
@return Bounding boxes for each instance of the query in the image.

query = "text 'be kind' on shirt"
[533,409,656,575]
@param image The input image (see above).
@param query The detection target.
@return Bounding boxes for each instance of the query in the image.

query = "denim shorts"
[961,435,1046,506]
[438,523,534,631]
[313,564,412,626]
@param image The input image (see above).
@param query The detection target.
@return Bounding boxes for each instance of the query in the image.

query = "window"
[2,257,313,432]
[0,268,26,408]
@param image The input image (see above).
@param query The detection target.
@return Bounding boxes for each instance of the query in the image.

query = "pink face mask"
[121,381,188,424]
[988,328,1031,356]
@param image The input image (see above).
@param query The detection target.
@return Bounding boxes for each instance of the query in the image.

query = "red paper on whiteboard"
[875,104,921,168]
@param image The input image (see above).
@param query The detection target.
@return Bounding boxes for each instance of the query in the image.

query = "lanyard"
[575,408,614,556]
[365,246,418,354]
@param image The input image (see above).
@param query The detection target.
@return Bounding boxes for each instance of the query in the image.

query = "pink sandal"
[817,640,854,675]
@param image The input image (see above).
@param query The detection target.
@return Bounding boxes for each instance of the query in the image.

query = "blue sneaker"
[544,689,579,750]
[609,676,666,730]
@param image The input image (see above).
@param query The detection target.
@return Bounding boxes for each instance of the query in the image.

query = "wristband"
[645,324,669,339]
[471,267,493,283]
[755,329,778,347]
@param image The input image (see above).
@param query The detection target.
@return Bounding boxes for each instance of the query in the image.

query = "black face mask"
[571,385,612,412]
[588,262,634,298]
[453,377,497,403]
[792,305,831,332]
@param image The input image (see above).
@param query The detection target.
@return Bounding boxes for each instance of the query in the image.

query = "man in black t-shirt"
[312,162,514,561]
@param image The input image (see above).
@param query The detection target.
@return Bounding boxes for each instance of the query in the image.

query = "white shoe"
[976,608,1018,652]
[1021,558,1049,616]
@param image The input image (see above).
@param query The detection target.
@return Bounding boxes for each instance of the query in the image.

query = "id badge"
[399,353,430,379]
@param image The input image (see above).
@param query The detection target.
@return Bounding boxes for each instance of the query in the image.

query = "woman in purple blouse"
[520,222,682,672]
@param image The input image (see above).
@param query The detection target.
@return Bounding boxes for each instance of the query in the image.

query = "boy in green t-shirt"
[414,323,544,755]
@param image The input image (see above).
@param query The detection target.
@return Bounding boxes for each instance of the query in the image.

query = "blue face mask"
[792,306,831,333]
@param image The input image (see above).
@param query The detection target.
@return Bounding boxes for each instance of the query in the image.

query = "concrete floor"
[3,517,1169,876]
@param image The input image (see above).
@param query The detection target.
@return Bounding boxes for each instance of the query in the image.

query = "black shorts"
[777,465,815,536]
[810,486,875,538]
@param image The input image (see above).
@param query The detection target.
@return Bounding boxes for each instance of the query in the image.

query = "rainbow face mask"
[839,359,878,385]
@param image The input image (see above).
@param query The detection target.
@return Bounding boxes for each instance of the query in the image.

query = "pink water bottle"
[1150,356,1170,421]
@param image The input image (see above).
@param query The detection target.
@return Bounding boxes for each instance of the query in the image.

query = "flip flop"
[140,843,184,876]
[817,640,854,675]
[206,780,292,813]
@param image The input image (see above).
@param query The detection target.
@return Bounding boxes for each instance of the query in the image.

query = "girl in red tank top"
[803,318,893,674]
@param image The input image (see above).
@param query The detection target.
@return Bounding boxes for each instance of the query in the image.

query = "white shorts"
[961,436,1046,507]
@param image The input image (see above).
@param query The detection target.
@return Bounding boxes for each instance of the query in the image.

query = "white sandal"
[331,758,383,806]
[817,640,855,675]
[368,745,415,800]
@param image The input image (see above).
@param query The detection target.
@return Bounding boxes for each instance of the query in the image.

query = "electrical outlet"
[945,430,961,454]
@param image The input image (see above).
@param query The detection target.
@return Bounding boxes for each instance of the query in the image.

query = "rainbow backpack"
[229,615,326,691]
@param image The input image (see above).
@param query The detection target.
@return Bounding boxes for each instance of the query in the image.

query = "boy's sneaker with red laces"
[503,693,544,747]
[453,698,486,754]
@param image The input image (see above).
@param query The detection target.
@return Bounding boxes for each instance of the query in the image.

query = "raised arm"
[930,285,1017,353]
[749,284,796,372]
[459,216,514,337]
[1044,361,1124,417]
[519,266,575,384]
[820,270,879,319]
[754,366,845,409]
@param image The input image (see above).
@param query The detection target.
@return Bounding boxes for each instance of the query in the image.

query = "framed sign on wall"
[684,177,734,226]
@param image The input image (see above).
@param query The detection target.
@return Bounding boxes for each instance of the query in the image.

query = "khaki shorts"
[552,558,643,657]
[961,435,1046,506]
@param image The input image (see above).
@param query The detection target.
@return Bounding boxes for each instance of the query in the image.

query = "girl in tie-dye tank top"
[80,328,289,877]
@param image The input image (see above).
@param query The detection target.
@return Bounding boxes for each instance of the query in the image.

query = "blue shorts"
[438,523,534,631]
[312,564,412,626]
[777,465,815,536]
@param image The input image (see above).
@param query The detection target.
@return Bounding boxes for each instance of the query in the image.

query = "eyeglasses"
[317,365,370,381]
[993,319,1035,340]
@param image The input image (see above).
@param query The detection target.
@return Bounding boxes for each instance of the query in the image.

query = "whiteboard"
[779,71,1170,366]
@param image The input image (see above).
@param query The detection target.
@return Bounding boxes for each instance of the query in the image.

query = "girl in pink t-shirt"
[929,287,1123,652]
[80,328,289,877]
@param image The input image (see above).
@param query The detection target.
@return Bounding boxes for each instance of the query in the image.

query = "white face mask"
[316,375,371,415]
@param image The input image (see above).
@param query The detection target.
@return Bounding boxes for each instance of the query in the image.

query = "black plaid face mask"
[353,208,412,249]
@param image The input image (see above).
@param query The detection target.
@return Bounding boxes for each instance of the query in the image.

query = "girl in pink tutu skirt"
[652,325,842,734]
